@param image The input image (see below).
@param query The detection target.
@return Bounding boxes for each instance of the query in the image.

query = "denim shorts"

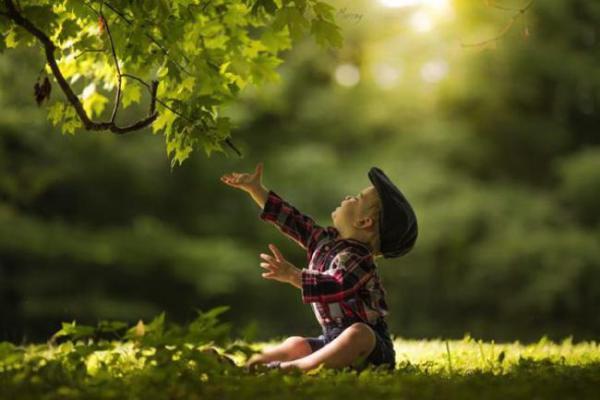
[305,318,396,371]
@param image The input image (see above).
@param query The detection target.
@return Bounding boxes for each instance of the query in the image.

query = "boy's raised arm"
[249,185,269,209]
[259,189,337,252]
[221,163,338,253]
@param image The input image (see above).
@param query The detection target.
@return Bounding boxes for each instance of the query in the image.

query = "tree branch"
[98,6,123,123]
[461,0,535,48]
[4,0,240,155]
[3,0,158,134]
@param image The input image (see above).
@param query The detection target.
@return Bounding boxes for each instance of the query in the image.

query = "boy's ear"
[355,217,375,230]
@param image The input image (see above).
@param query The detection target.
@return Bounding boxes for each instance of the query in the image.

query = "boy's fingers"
[268,244,283,261]
[254,162,263,177]
[221,179,239,188]
[262,272,275,279]
[260,262,275,270]
[260,254,277,265]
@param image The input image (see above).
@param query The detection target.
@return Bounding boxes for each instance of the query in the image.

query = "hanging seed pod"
[34,76,51,106]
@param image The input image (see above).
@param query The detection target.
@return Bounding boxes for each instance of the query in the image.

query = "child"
[220,163,418,372]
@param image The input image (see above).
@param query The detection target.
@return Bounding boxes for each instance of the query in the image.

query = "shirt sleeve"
[259,190,338,254]
[300,251,375,304]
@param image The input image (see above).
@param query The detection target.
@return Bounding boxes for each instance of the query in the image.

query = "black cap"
[368,167,418,258]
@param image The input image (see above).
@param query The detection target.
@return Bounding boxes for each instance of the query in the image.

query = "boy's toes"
[244,362,263,373]
[264,361,282,369]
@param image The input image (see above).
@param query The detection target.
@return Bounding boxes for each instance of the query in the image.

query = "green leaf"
[152,109,177,135]
[179,76,196,94]
[47,101,66,126]
[5,28,20,48]
[82,92,109,118]
[52,321,95,340]
[198,305,230,321]
[260,27,292,53]
[249,53,282,84]
[313,1,337,21]
[97,321,128,334]
[62,104,83,135]
[215,116,231,139]
[273,6,310,42]
[146,312,166,335]
[250,0,278,16]
[310,17,343,48]
[22,5,57,35]
[57,19,80,44]
[122,84,142,108]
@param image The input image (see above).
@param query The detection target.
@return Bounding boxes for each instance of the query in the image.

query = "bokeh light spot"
[335,64,361,87]
[420,60,448,83]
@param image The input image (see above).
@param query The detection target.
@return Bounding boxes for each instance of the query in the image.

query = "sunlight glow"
[420,60,448,83]
[378,0,421,8]
[422,0,453,16]
[410,11,433,33]
[81,83,96,100]
[372,63,401,89]
[379,0,453,14]
[335,64,360,87]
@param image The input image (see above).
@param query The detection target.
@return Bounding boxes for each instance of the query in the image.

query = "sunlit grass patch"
[1,311,599,399]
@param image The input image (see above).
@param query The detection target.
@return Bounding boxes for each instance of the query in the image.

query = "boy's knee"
[284,336,309,348]
[285,336,312,354]
[345,323,376,346]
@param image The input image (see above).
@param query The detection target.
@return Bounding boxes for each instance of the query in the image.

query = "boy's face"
[331,185,380,233]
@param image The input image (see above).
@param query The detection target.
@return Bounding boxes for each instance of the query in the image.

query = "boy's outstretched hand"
[260,244,301,289]
[220,162,263,194]
[220,162,268,208]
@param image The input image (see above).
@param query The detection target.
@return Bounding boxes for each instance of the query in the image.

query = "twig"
[74,47,106,59]
[224,139,242,157]
[488,0,525,12]
[99,4,123,123]
[121,73,150,88]
[461,0,535,48]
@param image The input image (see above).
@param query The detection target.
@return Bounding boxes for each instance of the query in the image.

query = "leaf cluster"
[1,0,343,165]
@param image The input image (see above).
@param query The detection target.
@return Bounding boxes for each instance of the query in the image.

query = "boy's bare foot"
[244,360,300,374]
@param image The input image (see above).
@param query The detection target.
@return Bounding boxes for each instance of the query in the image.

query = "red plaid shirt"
[259,190,390,328]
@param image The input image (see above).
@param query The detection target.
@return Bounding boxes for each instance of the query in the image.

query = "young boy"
[220,163,418,372]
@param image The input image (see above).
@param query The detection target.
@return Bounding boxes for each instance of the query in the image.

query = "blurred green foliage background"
[1,0,599,344]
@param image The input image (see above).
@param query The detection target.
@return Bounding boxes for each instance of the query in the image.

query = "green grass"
[1,311,599,399]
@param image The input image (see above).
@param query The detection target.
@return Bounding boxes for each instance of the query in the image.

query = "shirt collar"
[334,237,373,253]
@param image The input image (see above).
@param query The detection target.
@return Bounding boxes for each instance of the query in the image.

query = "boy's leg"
[280,323,376,372]
[245,336,313,368]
